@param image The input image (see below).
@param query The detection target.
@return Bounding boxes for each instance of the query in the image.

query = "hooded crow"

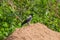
[21,14,33,26]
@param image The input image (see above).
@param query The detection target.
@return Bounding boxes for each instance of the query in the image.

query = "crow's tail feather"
[21,22,25,27]
[21,23,24,26]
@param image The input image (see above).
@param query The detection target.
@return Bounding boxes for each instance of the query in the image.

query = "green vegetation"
[0,0,60,40]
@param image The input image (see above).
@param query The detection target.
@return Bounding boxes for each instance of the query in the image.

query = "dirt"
[5,23,60,40]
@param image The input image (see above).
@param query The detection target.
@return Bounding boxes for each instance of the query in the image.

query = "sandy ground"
[5,23,60,40]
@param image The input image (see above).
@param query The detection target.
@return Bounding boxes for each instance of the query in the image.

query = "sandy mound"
[5,23,60,40]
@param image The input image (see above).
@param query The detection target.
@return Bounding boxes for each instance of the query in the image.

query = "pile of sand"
[5,23,60,40]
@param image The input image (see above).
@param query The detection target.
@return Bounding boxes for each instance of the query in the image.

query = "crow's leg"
[27,22,30,26]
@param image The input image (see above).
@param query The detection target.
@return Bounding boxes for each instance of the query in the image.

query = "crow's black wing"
[21,19,28,25]
[21,17,32,26]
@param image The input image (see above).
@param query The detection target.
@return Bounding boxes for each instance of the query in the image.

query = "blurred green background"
[0,0,60,40]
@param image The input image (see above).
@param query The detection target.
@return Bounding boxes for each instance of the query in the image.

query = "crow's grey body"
[21,15,32,26]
